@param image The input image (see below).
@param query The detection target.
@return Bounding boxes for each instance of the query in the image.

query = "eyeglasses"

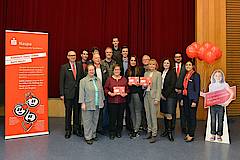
[175,56,182,58]
[68,55,76,57]
[130,60,136,61]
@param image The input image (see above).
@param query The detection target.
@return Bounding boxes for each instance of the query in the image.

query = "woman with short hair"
[104,64,128,140]
[79,64,105,145]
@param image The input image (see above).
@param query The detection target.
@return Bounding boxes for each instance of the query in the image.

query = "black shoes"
[145,132,152,139]
[149,136,157,143]
[160,130,168,137]
[85,139,93,145]
[130,131,140,139]
[65,131,71,139]
[167,130,174,142]
[109,135,115,140]
[116,132,122,138]
[92,137,98,141]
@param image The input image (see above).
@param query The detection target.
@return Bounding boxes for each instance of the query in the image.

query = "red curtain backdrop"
[0,0,195,97]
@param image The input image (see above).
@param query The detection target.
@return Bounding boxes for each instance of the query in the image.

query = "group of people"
[59,37,201,145]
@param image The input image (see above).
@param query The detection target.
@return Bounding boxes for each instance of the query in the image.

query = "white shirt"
[161,69,168,89]
[96,68,102,83]
[175,63,182,72]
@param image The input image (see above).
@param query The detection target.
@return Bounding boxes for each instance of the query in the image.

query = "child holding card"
[208,69,232,142]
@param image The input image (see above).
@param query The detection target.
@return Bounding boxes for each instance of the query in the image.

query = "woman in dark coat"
[160,58,177,141]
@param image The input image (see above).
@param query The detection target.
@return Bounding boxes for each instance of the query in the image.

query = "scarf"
[183,70,195,96]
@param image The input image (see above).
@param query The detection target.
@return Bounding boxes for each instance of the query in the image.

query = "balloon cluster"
[186,42,222,64]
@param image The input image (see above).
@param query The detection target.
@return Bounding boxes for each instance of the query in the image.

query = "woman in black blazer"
[181,60,200,142]
[160,58,177,141]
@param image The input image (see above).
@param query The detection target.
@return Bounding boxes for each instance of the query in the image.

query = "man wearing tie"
[173,52,186,133]
[60,50,84,139]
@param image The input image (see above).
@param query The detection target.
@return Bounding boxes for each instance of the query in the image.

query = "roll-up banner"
[5,30,49,139]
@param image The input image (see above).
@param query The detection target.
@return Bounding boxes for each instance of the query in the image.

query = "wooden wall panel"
[226,0,240,116]
[196,0,226,120]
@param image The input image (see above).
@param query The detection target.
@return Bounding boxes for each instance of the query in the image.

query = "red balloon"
[186,45,198,58]
[191,42,201,49]
[211,46,222,60]
[186,42,200,58]
[198,45,206,60]
[198,42,222,64]
[203,42,213,50]
[204,50,217,64]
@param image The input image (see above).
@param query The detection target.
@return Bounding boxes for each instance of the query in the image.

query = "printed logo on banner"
[13,92,40,132]
[10,37,18,46]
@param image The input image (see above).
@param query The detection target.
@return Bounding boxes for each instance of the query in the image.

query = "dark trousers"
[180,102,187,130]
[97,108,104,132]
[64,97,81,132]
[108,103,125,135]
[172,95,187,131]
[183,96,197,137]
[125,103,133,132]
[102,98,109,130]
[210,105,224,136]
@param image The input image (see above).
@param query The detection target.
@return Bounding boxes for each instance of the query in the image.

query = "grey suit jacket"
[79,75,105,110]
[144,70,162,101]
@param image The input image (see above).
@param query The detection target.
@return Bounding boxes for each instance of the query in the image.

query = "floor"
[0,117,239,160]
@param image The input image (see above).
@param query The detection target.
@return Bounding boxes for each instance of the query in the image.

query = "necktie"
[72,63,76,80]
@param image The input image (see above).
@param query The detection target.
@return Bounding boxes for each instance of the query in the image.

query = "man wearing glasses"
[173,52,187,134]
[59,50,84,139]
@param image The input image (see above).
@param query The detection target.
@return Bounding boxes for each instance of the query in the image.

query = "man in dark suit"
[91,47,109,135]
[59,50,84,139]
[79,49,89,76]
[173,51,187,133]
[112,37,122,66]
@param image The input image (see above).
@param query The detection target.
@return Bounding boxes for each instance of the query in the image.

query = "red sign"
[201,86,236,108]
[128,77,139,85]
[5,30,49,139]
[140,77,152,86]
[113,86,125,95]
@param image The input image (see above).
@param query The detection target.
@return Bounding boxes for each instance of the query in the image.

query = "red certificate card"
[128,77,139,85]
[140,77,152,86]
[113,86,125,95]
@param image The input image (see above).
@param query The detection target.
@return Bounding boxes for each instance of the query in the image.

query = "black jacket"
[174,63,186,90]
[162,69,177,98]
[59,62,84,99]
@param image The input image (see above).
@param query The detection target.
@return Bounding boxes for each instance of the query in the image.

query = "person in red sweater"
[104,64,128,140]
